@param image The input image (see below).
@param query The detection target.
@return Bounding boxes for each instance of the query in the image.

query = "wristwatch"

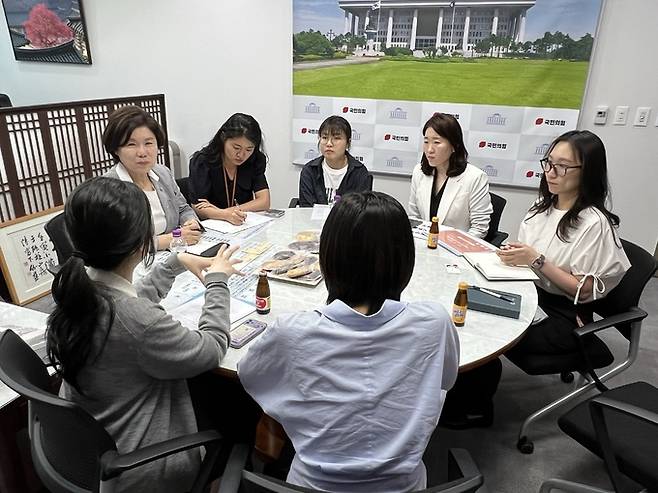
[531,254,546,271]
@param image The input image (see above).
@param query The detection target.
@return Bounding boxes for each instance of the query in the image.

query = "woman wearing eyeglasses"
[497,130,630,358]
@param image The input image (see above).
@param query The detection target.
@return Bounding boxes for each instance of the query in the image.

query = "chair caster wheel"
[517,436,534,454]
[560,372,574,383]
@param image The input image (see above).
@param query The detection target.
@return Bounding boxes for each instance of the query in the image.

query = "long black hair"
[527,130,620,242]
[420,113,468,177]
[46,177,156,393]
[320,191,415,315]
[201,113,267,169]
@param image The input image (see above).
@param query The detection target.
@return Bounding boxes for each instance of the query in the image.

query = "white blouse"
[518,205,630,303]
[144,189,167,235]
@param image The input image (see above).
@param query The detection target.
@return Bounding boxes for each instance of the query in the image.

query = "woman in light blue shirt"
[238,191,460,492]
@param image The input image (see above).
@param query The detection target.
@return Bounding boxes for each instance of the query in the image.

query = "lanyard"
[223,166,238,208]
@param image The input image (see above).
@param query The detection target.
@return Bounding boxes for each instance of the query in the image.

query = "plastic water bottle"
[169,228,187,254]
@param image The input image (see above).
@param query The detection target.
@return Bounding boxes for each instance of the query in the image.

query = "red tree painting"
[23,3,73,48]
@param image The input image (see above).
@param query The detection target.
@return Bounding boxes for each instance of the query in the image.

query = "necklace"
[223,166,238,208]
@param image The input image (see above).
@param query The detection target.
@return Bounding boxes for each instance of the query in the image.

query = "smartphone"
[195,241,229,258]
[261,209,285,218]
[230,319,267,348]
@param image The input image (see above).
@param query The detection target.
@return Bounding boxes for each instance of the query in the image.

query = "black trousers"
[508,288,594,356]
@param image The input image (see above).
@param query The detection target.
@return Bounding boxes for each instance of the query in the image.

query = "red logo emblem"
[478,141,486,148]
[301,128,307,134]
[526,171,535,178]
[342,107,349,113]
[535,118,544,125]
[384,134,391,141]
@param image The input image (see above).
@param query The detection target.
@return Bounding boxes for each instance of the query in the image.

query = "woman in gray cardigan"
[46,177,242,493]
[103,105,202,250]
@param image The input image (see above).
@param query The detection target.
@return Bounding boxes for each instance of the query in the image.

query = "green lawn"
[293,58,589,109]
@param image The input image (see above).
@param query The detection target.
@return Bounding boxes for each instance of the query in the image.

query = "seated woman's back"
[47,177,238,493]
[238,192,459,492]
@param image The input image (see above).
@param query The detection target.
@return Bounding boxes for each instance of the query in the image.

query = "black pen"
[471,285,515,303]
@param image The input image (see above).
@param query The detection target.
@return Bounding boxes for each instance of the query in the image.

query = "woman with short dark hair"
[499,130,630,357]
[103,105,201,250]
[238,192,459,492]
[408,113,492,238]
[46,177,242,493]
[189,113,270,224]
[298,115,370,207]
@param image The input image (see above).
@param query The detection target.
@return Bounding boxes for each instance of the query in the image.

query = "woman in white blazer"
[408,113,493,238]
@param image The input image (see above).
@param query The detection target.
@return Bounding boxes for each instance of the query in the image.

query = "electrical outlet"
[613,106,629,125]
[634,107,651,127]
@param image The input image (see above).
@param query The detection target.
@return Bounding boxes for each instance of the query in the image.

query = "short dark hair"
[318,115,352,149]
[203,113,267,168]
[47,177,156,393]
[102,105,166,163]
[420,113,468,177]
[320,191,415,314]
[529,130,620,242]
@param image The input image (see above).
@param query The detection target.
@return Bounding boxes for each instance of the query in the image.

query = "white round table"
[218,208,537,374]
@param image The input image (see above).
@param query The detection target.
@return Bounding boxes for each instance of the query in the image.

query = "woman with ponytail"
[47,177,242,493]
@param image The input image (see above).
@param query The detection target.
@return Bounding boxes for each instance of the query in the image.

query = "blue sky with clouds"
[293,0,602,41]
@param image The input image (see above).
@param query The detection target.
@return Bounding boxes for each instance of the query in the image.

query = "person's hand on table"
[181,220,202,245]
[496,242,539,266]
[223,206,247,226]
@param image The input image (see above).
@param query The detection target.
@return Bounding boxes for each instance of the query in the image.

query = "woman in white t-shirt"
[497,130,630,356]
[298,116,370,207]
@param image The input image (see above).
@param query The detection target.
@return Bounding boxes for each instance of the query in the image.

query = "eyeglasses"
[540,158,582,177]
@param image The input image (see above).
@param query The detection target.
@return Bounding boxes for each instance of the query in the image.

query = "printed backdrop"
[293,0,602,189]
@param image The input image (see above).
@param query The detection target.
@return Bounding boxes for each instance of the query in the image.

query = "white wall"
[0,0,294,207]
[2,0,657,253]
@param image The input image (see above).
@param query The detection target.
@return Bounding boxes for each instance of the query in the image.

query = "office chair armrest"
[588,395,658,493]
[218,443,251,493]
[288,198,300,208]
[573,307,648,338]
[591,395,658,426]
[100,429,222,480]
[425,448,485,492]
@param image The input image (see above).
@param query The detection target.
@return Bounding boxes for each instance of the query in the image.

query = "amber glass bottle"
[452,282,468,327]
[256,271,271,314]
[427,216,439,249]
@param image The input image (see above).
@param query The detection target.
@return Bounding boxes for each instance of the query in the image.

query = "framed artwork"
[2,0,92,64]
[0,207,61,305]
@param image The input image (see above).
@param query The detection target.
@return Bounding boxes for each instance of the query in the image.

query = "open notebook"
[463,252,539,281]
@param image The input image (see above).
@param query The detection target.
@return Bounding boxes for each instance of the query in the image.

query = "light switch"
[633,107,651,127]
[613,106,629,125]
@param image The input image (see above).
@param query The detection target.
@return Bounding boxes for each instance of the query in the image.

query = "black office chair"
[44,213,74,275]
[289,173,374,208]
[484,192,508,247]
[506,239,657,454]
[176,177,192,205]
[0,330,225,493]
[540,382,658,493]
[219,444,486,493]
[0,93,12,108]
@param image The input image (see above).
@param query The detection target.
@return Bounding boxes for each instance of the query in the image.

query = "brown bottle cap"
[458,281,469,289]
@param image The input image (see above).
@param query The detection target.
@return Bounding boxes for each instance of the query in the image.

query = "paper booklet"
[463,251,539,281]
[437,227,496,256]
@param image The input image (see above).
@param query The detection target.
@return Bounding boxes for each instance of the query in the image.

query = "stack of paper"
[201,212,274,234]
